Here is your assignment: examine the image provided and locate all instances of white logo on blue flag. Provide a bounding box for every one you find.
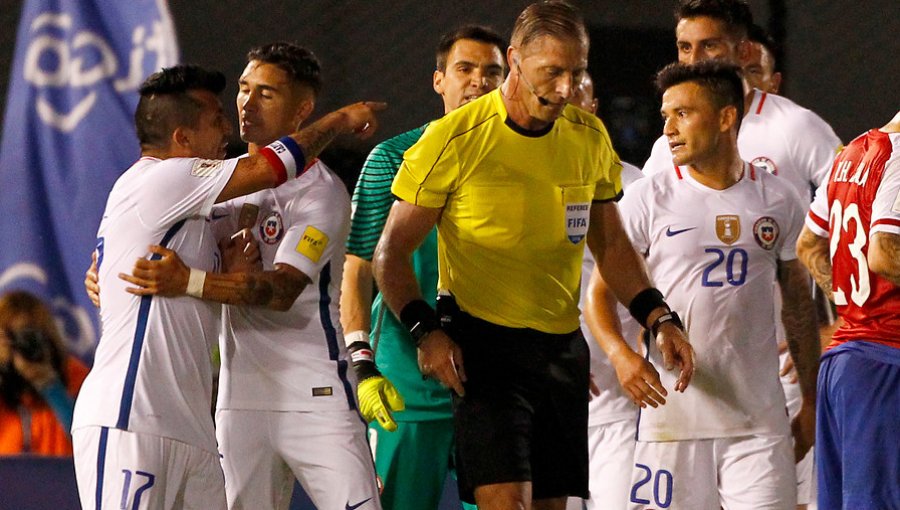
[0,0,179,362]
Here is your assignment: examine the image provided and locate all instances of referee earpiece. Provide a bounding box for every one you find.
[514,57,552,106]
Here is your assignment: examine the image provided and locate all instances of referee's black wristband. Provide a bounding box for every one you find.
[628,287,668,328]
[399,299,440,346]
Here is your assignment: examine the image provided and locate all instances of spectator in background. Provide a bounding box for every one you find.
[0,290,88,456]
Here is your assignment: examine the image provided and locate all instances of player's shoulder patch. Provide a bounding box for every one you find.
[191,159,224,177]
[296,225,329,262]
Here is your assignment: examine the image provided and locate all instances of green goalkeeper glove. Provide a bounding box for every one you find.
[347,334,405,431]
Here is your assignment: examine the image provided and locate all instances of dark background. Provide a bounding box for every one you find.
[1,1,897,172]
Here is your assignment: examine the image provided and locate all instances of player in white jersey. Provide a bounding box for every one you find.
[73,65,384,510]
[114,44,381,510]
[640,5,840,507]
[642,1,840,202]
[744,24,827,507]
[564,72,643,510]
[590,62,820,509]
[578,163,644,510]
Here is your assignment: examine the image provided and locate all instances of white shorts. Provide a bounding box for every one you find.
[73,426,226,510]
[570,418,636,510]
[216,408,380,510]
[628,434,796,510]
[780,351,816,505]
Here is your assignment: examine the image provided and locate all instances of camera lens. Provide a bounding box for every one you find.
[8,328,49,363]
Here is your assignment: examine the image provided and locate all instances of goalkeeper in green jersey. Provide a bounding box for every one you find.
[340,25,506,510]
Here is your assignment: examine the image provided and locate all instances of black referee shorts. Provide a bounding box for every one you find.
[444,305,590,503]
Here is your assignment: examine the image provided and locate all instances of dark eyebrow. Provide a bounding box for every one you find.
[238,79,280,94]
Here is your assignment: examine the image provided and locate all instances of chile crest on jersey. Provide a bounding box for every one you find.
[753,216,779,250]
[751,156,778,175]
[259,211,284,244]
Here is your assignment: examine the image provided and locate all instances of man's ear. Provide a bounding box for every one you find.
[171,126,191,151]
[433,69,445,96]
[292,98,315,129]
[720,105,739,133]
[770,72,783,94]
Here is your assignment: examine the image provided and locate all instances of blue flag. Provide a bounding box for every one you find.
[0,0,179,362]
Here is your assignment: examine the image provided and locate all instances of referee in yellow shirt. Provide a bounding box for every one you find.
[373,2,695,509]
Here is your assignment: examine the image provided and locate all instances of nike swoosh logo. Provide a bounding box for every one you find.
[346,498,372,510]
[665,226,697,237]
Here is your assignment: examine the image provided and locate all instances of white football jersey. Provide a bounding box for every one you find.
[621,164,805,441]
[643,89,841,202]
[73,156,237,453]
[806,179,830,236]
[583,162,643,426]
[211,160,357,412]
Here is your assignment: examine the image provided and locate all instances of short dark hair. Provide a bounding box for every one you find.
[675,0,753,39]
[511,1,588,52]
[436,25,507,72]
[135,64,226,149]
[748,23,781,72]
[656,60,745,128]
[247,42,322,96]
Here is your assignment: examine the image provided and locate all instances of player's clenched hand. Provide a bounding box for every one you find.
[791,400,816,463]
[610,347,667,408]
[656,322,694,392]
[357,375,406,432]
[219,228,261,273]
[84,251,101,308]
[336,101,387,140]
[588,372,601,401]
[119,245,190,297]
[777,340,799,383]
[417,329,466,397]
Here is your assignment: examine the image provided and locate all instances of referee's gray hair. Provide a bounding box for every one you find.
[511,1,588,51]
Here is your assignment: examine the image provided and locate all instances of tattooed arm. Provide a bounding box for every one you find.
[868,232,900,287]
[796,224,833,301]
[120,244,310,312]
[217,101,386,203]
[777,257,821,462]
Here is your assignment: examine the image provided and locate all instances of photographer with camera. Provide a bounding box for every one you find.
[0,291,88,455]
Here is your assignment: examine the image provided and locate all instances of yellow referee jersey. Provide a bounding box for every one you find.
[392,89,622,334]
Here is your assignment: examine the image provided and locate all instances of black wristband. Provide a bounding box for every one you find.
[628,287,667,328]
[347,341,381,380]
[650,311,684,337]
[399,299,440,346]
